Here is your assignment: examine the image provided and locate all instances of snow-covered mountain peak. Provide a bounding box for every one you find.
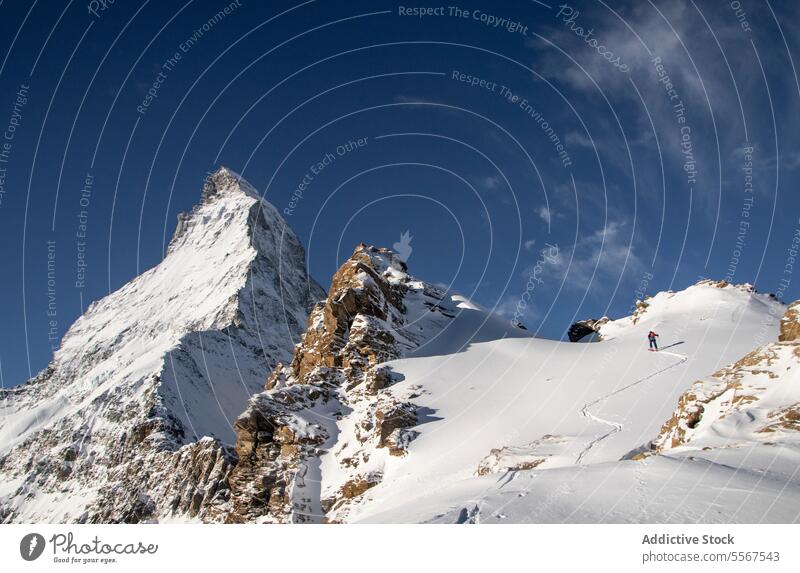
[168,166,276,256]
[201,165,261,204]
[0,170,324,523]
[58,167,319,375]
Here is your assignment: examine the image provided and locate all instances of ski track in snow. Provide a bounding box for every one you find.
[576,350,688,465]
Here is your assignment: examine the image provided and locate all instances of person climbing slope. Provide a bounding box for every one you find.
[647,330,659,351]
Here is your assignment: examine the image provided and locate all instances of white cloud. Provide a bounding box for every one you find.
[529,3,760,213]
[565,131,595,148]
[545,221,646,290]
[478,175,501,190]
[536,206,552,224]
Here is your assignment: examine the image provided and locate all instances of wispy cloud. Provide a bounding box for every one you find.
[478,175,501,190]
[544,220,645,290]
[527,1,783,214]
[393,94,439,105]
[565,131,595,148]
[536,205,553,224]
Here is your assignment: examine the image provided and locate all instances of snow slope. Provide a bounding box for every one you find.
[0,167,325,522]
[338,281,797,523]
[353,450,800,523]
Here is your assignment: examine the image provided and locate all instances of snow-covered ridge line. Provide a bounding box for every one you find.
[568,279,777,343]
[647,300,800,456]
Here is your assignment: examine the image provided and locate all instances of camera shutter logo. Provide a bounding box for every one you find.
[20,533,45,561]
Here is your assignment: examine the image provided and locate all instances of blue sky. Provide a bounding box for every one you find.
[1,0,799,385]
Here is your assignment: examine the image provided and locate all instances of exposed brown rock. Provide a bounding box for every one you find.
[226,386,326,523]
[759,404,800,433]
[340,474,381,499]
[632,299,650,324]
[780,302,800,342]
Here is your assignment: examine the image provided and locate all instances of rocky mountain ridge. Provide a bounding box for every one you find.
[227,244,463,523]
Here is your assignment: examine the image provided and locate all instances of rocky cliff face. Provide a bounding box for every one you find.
[645,300,800,455]
[0,167,324,523]
[226,244,459,523]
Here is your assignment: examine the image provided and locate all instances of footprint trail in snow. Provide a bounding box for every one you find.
[576,350,688,465]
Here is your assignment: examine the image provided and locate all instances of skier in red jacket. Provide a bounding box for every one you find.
[648,330,659,351]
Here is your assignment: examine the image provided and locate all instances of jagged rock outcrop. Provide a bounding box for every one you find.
[0,167,324,523]
[644,300,800,456]
[226,244,458,523]
[567,318,608,342]
[225,383,330,523]
[84,437,236,523]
